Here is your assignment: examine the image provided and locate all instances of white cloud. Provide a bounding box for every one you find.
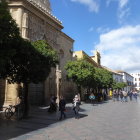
[118,0,130,24]
[93,25,140,73]
[96,27,110,34]
[71,0,99,13]
[119,0,128,8]
[106,0,130,24]
[107,0,128,8]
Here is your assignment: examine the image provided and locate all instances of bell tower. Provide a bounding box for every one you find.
[91,50,101,65]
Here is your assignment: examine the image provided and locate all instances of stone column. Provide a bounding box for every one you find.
[10,8,23,30]
[22,11,29,39]
[4,83,19,106]
[17,8,23,30]
[56,65,62,104]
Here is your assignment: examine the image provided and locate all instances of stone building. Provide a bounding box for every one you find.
[73,50,102,99]
[73,50,101,68]
[0,0,77,106]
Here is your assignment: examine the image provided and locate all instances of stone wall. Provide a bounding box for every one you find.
[0,0,77,106]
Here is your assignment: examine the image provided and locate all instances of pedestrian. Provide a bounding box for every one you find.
[133,91,138,101]
[73,95,80,119]
[116,90,119,101]
[128,91,133,101]
[89,93,95,104]
[48,95,57,112]
[119,90,123,102]
[122,90,127,102]
[59,96,66,120]
[113,90,117,101]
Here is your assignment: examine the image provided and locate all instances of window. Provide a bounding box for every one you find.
[59,49,64,58]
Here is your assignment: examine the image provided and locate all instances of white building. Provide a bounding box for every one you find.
[102,66,123,83]
[116,71,134,92]
[130,73,140,91]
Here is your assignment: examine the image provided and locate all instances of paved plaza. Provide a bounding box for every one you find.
[1,99,140,140]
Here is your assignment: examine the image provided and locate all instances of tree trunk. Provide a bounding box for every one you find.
[23,81,29,118]
[77,85,81,95]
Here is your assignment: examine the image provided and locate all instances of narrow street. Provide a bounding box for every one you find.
[1,99,140,140]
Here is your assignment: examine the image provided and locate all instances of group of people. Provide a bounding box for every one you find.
[58,94,81,120]
[48,94,81,120]
[112,90,138,102]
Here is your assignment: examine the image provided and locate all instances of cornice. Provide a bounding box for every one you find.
[60,32,75,43]
[8,0,63,29]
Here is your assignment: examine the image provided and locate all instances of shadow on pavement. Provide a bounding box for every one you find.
[0,104,88,140]
[83,100,109,106]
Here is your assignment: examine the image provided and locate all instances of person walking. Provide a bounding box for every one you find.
[122,90,127,102]
[119,90,123,102]
[59,96,66,120]
[128,91,133,101]
[73,95,80,119]
[133,91,138,101]
[113,90,117,101]
[116,90,119,101]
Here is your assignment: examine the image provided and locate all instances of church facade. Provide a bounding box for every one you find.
[0,0,77,106]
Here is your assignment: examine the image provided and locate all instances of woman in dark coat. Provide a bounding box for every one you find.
[59,96,66,120]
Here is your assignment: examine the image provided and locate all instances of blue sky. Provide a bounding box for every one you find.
[50,0,140,73]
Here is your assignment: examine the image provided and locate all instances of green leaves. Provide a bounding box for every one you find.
[94,67,113,89]
[6,40,58,84]
[65,60,95,88]
[112,81,127,90]
[32,40,58,67]
[65,60,114,90]
[0,1,58,84]
[0,0,20,43]
[0,0,20,79]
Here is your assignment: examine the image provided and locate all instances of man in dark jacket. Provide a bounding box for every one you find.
[59,96,66,120]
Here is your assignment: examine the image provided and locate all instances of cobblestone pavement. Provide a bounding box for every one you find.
[1,99,140,140]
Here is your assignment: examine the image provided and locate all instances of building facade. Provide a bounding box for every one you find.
[102,66,123,83]
[0,0,77,107]
[130,73,140,91]
[73,50,101,67]
[117,71,134,92]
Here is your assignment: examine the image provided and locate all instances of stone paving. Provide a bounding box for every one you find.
[1,99,140,140]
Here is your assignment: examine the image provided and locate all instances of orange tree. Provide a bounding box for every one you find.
[94,67,113,101]
[0,1,58,117]
[65,59,95,96]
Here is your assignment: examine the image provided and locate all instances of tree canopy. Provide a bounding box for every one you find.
[0,0,21,78]
[5,39,58,84]
[0,0,58,116]
[65,59,114,96]
[65,60,95,90]
[94,67,113,89]
[0,1,58,84]
[112,81,127,90]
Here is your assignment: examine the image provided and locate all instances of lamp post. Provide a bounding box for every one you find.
[56,65,62,103]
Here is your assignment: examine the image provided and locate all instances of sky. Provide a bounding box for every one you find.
[50,0,140,73]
